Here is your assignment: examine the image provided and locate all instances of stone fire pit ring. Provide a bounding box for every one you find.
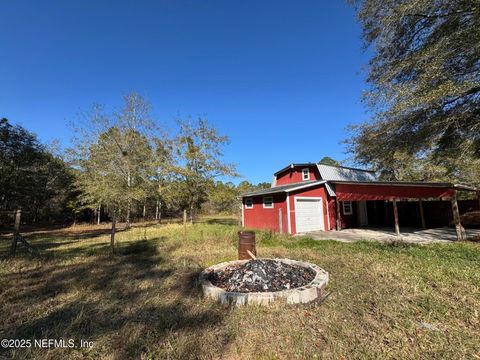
[200,258,329,306]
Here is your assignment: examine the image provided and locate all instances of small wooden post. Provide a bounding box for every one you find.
[110,211,116,254]
[10,209,21,256]
[183,209,187,241]
[335,198,342,231]
[392,199,400,236]
[278,208,283,234]
[238,204,242,227]
[418,199,426,229]
[451,190,464,241]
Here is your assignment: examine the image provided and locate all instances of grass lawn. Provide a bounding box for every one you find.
[1,217,479,359]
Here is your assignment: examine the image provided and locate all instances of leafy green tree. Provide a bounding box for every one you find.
[348,0,480,184]
[150,138,174,222]
[174,117,237,222]
[207,181,239,214]
[70,93,162,251]
[0,118,77,225]
[319,156,341,166]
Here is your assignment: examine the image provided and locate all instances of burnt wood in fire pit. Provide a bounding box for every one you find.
[208,259,315,292]
[200,258,329,306]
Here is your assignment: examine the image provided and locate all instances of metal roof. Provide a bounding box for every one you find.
[242,180,326,197]
[325,182,336,197]
[317,164,377,182]
[331,180,478,191]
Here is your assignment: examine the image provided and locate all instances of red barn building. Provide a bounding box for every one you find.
[241,163,479,241]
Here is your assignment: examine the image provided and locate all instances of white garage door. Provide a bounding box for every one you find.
[295,197,325,233]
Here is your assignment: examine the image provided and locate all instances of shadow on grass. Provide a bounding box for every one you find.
[0,237,233,359]
[204,218,238,226]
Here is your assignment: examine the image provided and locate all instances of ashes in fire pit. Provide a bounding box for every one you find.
[208,259,316,292]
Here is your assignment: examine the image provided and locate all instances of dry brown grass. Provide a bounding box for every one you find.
[1,217,479,359]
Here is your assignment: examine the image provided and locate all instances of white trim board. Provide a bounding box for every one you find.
[286,192,292,234]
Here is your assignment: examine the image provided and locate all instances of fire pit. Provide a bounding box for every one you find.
[200,258,329,305]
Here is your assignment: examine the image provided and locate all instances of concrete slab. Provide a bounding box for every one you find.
[305,227,480,244]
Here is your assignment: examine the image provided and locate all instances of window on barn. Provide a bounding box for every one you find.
[245,198,253,209]
[263,196,273,208]
[302,168,310,180]
[342,201,353,215]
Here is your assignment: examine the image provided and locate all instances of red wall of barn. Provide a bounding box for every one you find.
[243,193,288,233]
[328,198,336,231]
[243,184,335,234]
[275,165,320,186]
[288,185,331,234]
[335,184,454,201]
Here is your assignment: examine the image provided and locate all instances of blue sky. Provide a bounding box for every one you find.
[1,0,371,184]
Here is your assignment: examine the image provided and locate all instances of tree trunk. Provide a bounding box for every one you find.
[155,200,159,221]
[158,200,162,223]
[143,204,146,222]
[111,211,116,254]
[97,204,101,225]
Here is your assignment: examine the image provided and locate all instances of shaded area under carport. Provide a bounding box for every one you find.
[332,182,480,241]
[306,227,480,244]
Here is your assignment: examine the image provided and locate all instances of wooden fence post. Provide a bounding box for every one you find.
[392,200,400,236]
[183,209,187,242]
[10,209,21,257]
[110,210,116,254]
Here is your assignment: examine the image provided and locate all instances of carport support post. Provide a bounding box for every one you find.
[451,190,464,241]
[419,199,426,229]
[335,198,341,231]
[392,200,400,236]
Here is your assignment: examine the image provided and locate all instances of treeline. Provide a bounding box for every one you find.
[0,94,268,228]
[0,118,76,225]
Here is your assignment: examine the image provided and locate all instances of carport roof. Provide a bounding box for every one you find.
[330,180,477,191]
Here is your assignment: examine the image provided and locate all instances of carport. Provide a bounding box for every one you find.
[332,181,479,241]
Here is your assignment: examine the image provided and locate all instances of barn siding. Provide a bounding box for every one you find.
[275,165,321,186]
[335,184,454,201]
[243,193,288,233]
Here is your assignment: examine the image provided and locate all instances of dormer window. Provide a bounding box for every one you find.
[302,168,310,181]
